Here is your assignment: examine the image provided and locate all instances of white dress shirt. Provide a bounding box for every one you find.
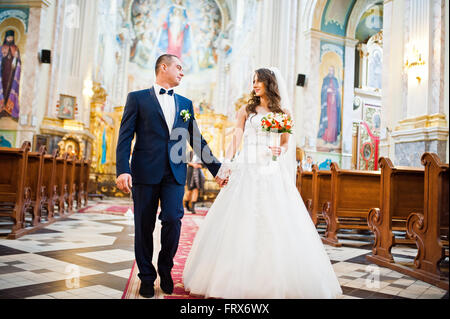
[154,83,176,134]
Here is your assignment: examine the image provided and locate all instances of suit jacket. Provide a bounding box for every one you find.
[116,87,221,185]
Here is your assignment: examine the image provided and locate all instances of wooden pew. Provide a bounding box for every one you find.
[0,141,31,239]
[73,157,82,210]
[54,152,68,216]
[367,157,424,265]
[296,165,314,216]
[83,159,90,206]
[322,162,380,247]
[40,149,58,222]
[78,158,88,208]
[76,157,89,209]
[65,154,76,214]
[311,165,331,227]
[23,145,46,227]
[405,153,449,290]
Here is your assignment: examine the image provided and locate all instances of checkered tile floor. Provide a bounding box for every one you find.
[0,198,448,299]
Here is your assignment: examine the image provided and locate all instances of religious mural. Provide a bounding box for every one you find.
[0,8,27,122]
[0,28,22,120]
[355,4,383,43]
[95,0,126,108]
[354,5,383,91]
[367,47,382,90]
[127,0,221,83]
[320,0,356,37]
[317,41,344,152]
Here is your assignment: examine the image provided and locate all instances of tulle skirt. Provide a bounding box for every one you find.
[182,154,343,299]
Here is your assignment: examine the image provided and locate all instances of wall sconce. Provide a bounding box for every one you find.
[83,79,94,98]
[404,45,426,84]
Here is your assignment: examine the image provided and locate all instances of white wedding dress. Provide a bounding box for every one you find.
[182,112,343,299]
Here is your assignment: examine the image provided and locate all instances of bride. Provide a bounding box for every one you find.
[182,67,343,299]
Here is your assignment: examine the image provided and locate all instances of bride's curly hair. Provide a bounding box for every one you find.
[246,68,285,116]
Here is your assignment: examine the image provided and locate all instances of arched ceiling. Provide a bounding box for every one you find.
[308,0,383,40]
[320,0,357,37]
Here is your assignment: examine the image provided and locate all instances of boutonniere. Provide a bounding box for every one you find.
[180,109,191,122]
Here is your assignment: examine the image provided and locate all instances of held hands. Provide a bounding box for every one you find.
[216,161,232,188]
[215,176,229,188]
[116,173,132,193]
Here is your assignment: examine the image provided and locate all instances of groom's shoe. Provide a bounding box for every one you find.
[159,273,174,294]
[139,281,155,298]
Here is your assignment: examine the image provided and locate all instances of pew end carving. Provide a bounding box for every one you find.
[367,157,424,266]
[404,153,448,289]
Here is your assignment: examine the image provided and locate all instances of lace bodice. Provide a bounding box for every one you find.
[217,112,276,179]
[235,112,274,165]
[242,112,271,148]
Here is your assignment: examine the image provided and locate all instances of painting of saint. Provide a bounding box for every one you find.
[317,66,341,145]
[128,0,221,77]
[0,30,21,120]
[131,31,155,70]
[129,0,159,70]
[157,1,193,71]
[368,48,382,90]
[58,95,75,119]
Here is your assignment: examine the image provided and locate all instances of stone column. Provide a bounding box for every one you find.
[445,0,449,163]
[342,37,359,169]
[379,0,394,160]
[392,0,448,166]
[300,30,321,153]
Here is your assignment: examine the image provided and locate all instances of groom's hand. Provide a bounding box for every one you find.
[116,173,133,193]
[215,176,229,188]
[221,177,229,187]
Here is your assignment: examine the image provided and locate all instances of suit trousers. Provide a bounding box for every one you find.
[132,161,185,285]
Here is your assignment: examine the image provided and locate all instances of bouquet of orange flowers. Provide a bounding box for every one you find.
[261,112,293,160]
[261,112,293,134]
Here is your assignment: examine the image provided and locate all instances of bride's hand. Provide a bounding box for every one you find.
[217,161,232,180]
[269,146,282,157]
[215,176,229,188]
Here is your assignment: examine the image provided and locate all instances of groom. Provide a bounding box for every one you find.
[116,54,225,298]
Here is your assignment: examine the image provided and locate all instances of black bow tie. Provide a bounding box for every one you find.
[159,88,174,96]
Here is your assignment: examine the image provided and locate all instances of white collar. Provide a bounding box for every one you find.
[154,83,175,95]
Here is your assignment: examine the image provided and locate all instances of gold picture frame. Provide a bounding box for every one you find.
[57,94,76,119]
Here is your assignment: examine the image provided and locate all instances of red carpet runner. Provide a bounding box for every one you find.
[122,213,205,299]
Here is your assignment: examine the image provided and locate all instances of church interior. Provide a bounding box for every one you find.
[0,0,448,300]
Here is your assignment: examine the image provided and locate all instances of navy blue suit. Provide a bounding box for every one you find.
[116,87,221,285]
